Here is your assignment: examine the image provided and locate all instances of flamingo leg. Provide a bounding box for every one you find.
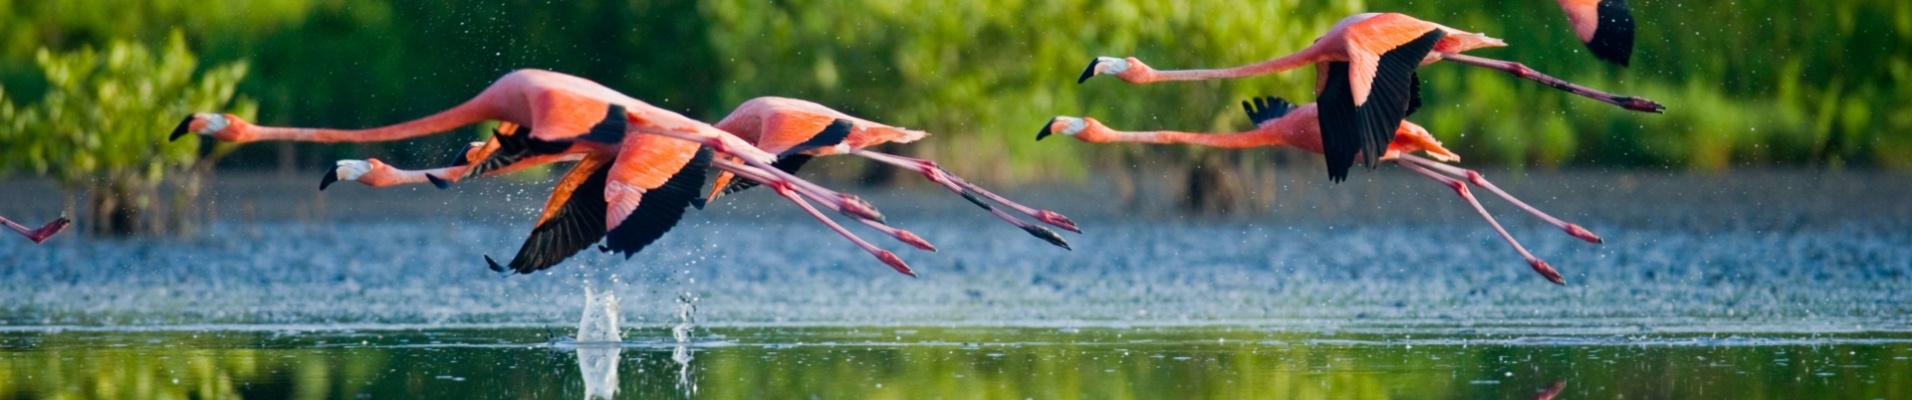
[714,160,936,254]
[643,129,885,223]
[1396,154,1602,244]
[765,181,918,277]
[851,149,1081,234]
[1396,160,1565,285]
[1437,53,1666,113]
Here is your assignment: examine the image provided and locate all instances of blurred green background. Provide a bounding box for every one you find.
[1,0,1908,229]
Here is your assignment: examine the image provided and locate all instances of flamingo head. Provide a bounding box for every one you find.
[1036,116,1088,141]
[319,159,386,190]
[1077,56,1149,84]
[170,113,252,142]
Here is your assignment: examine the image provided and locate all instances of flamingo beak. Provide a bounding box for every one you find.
[1076,58,1103,84]
[319,169,341,191]
[1036,117,1059,141]
[168,115,195,141]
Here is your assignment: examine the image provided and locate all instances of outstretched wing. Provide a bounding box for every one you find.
[1316,29,1443,182]
[600,140,714,258]
[488,157,611,274]
[1241,96,1298,128]
[461,124,570,178]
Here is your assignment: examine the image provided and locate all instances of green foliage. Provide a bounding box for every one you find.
[0,30,253,234]
[0,31,253,184]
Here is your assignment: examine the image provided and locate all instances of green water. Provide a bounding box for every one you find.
[4,326,1907,399]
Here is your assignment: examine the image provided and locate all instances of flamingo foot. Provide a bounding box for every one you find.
[836,194,885,223]
[894,230,938,252]
[874,250,916,277]
[1034,210,1081,233]
[25,218,70,244]
[1565,224,1603,244]
[1618,96,1667,113]
[1022,226,1072,250]
[1529,259,1565,285]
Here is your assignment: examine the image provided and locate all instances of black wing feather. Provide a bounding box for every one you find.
[1242,96,1297,127]
[1587,0,1636,66]
[602,145,715,258]
[1314,29,1444,182]
[500,163,611,273]
[462,126,570,178]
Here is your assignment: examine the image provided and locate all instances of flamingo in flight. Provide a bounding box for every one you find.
[1037,96,1603,284]
[319,116,936,275]
[174,69,927,275]
[1557,0,1635,66]
[1077,13,1664,181]
[700,96,1079,247]
[3,214,69,244]
[338,97,1083,250]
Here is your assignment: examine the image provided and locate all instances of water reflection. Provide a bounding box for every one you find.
[2,326,1906,399]
[576,287,621,400]
[671,293,700,396]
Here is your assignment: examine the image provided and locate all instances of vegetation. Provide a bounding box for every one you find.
[0,31,253,235]
[0,0,1907,215]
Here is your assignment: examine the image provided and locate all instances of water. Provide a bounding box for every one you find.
[1,170,1907,398]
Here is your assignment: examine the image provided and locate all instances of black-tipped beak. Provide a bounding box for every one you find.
[319,169,340,191]
[427,174,452,190]
[168,115,194,141]
[1077,59,1101,84]
[1023,225,1072,250]
[1036,117,1058,141]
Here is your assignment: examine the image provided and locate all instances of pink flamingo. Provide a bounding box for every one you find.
[1077,12,1664,181]
[3,214,69,244]
[1038,96,1605,284]
[175,69,926,275]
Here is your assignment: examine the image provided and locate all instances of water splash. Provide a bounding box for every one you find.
[576,286,621,400]
[672,292,698,396]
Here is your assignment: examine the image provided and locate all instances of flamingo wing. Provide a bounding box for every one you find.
[461,125,570,178]
[600,140,714,258]
[487,157,612,274]
[713,119,855,198]
[1316,29,1444,182]
[1564,0,1635,66]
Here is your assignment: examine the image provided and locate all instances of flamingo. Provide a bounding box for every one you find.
[333,97,1081,250]
[174,69,928,275]
[3,214,69,244]
[1037,96,1605,284]
[1557,0,1635,66]
[700,96,1080,248]
[1076,13,1664,181]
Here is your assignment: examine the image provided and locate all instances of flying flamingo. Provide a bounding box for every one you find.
[1076,12,1664,181]
[700,96,1080,248]
[1037,96,1604,284]
[3,214,69,244]
[1556,0,1635,66]
[173,69,928,275]
[341,97,1081,249]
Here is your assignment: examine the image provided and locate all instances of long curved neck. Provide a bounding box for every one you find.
[1083,125,1285,149]
[1145,49,1319,83]
[367,166,462,187]
[248,97,502,143]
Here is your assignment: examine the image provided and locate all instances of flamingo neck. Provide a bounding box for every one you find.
[1143,50,1318,83]
[246,98,500,143]
[1084,125,1285,149]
